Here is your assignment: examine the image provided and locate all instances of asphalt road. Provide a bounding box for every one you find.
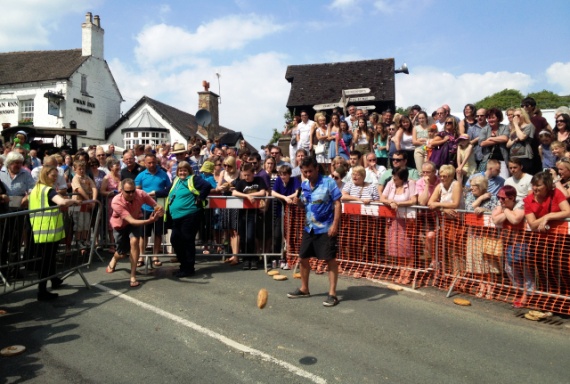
[1,255,570,384]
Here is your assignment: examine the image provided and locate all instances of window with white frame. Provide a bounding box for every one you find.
[20,99,34,121]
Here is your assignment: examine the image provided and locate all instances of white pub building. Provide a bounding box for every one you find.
[0,12,122,150]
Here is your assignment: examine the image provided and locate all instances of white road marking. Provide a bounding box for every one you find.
[94,283,327,384]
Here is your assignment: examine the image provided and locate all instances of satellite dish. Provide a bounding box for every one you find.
[195,109,212,127]
[395,63,409,75]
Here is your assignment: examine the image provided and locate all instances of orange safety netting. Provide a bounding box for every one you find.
[285,204,570,315]
[284,204,434,288]
[436,213,570,314]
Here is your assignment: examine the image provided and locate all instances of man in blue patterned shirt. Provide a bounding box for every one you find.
[287,156,342,307]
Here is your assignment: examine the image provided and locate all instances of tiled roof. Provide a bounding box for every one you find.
[0,49,89,85]
[285,58,396,109]
[106,96,232,140]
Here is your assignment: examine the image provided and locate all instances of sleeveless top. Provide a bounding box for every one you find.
[356,131,369,145]
[401,132,414,150]
[440,180,457,204]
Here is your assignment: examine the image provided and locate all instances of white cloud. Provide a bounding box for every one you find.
[373,0,430,14]
[134,15,285,66]
[0,0,92,50]
[109,52,290,148]
[395,67,534,114]
[329,0,360,10]
[546,62,570,94]
[329,0,430,15]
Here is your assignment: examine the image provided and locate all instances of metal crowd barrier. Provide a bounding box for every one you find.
[284,202,570,315]
[132,195,285,272]
[0,200,101,296]
[435,210,570,314]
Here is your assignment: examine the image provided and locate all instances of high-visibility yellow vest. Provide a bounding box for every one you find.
[164,175,205,221]
[29,185,65,243]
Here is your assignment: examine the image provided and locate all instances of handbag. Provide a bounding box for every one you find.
[314,142,326,155]
[290,135,297,146]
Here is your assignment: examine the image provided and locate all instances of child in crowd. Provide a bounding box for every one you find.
[425,124,438,163]
[538,130,555,170]
[374,124,389,167]
[456,134,477,185]
[71,160,97,246]
[550,141,569,162]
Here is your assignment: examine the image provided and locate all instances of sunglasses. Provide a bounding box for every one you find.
[391,158,403,162]
[556,119,565,123]
[123,189,136,194]
[445,121,453,125]
[271,152,280,155]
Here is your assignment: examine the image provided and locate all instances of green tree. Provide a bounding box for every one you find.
[268,128,281,146]
[474,89,570,110]
[396,106,408,115]
[527,90,570,109]
[474,89,524,110]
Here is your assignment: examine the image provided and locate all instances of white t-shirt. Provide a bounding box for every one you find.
[505,173,532,201]
[297,120,314,149]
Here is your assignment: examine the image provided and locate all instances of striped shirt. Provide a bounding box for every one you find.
[342,181,380,201]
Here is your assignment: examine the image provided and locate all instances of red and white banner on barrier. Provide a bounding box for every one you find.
[207,197,259,209]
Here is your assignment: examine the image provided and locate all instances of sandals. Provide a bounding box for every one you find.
[152,259,163,267]
[106,264,115,274]
[136,260,145,268]
[130,280,141,288]
[225,256,239,265]
[475,284,486,298]
[485,285,494,300]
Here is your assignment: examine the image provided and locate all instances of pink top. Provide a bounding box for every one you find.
[415,176,440,200]
[105,174,120,193]
[382,179,417,201]
[110,189,156,230]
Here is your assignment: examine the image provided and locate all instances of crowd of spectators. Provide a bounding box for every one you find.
[281,99,570,299]
[2,96,570,301]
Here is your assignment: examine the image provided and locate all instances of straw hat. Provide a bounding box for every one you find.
[171,143,187,154]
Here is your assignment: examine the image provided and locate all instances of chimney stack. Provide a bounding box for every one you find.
[82,11,104,59]
[198,81,220,138]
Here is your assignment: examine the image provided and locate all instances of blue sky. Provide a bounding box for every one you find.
[1,0,569,149]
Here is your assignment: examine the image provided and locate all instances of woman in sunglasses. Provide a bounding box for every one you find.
[553,113,570,150]
[491,185,529,308]
[506,108,535,173]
